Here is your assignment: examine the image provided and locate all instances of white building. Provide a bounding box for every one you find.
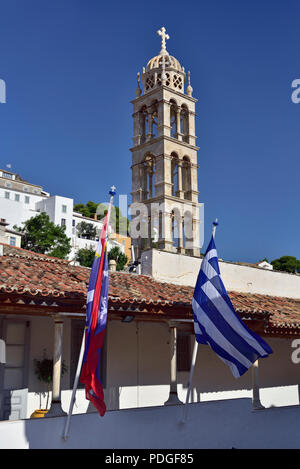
[0,218,22,248]
[257,260,274,270]
[0,169,126,259]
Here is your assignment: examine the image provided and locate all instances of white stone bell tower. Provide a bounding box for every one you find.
[130,27,201,259]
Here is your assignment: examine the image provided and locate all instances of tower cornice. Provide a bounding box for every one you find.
[130,135,200,152]
[131,85,198,105]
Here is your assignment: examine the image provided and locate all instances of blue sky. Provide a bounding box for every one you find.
[0,0,299,263]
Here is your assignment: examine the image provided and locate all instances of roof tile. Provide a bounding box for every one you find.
[0,244,300,332]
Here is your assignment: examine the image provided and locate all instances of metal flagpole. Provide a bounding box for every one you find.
[182,219,218,423]
[182,339,198,422]
[62,186,116,441]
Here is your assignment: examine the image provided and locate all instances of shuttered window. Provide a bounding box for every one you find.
[176,331,191,372]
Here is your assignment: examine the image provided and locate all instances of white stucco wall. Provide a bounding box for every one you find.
[104,321,300,411]
[141,249,300,299]
[0,196,40,230]
[0,191,74,242]
[1,399,300,449]
[0,231,22,247]
[24,315,90,418]
[0,187,45,213]
[36,195,74,239]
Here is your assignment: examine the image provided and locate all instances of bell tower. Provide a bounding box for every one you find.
[130,27,201,259]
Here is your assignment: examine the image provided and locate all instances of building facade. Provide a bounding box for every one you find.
[1,243,300,423]
[0,169,129,260]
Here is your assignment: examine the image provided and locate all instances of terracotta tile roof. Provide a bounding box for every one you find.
[0,244,88,299]
[1,244,300,334]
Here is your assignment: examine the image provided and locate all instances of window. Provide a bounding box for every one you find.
[2,172,13,179]
[171,153,179,197]
[145,74,155,91]
[15,194,20,202]
[9,237,16,246]
[72,220,75,227]
[62,205,67,213]
[177,331,191,372]
[61,218,66,227]
[143,154,155,199]
[170,100,177,138]
[4,191,10,199]
[171,209,181,249]
[183,211,193,247]
[150,100,158,139]
[24,187,29,192]
[24,196,30,204]
[5,182,11,188]
[182,157,192,201]
[180,105,189,143]
[139,105,148,144]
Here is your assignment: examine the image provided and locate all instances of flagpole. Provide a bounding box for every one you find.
[182,339,198,422]
[182,219,218,423]
[62,186,116,441]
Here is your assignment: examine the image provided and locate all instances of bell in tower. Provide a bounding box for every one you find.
[130,27,202,260]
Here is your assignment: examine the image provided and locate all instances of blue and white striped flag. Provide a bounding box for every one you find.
[193,235,273,378]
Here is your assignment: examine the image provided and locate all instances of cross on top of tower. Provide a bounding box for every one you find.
[157,27,169,55]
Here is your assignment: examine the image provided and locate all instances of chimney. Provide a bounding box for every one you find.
[109,259,117,272]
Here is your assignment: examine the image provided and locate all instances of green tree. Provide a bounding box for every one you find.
[74,200,99,219]
[73,200,129,235]
[14,212,71,259]
[108,246,128,271]
[86,201,98,218]
[73,203,90,218]
[75,247,95,267]
[271,256,300,273]
[76,246,128,270]
[76,221,97,240]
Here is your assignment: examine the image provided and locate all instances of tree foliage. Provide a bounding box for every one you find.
[76,221,97,240]
[74,201,129,234]
[75,247,95,268]
[271,256,300,273]
[74,200,104,219]
[75,245,128,271]
[108,246,128,271]
[73,203,91,218]
[14,212,71,259]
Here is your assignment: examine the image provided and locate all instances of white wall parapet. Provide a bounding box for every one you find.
[141,249,300,299]
[1,400,300,449]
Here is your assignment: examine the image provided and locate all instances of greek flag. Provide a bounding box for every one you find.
[193,235,273,378]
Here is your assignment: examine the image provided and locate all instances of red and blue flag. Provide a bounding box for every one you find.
[80,213,109,416]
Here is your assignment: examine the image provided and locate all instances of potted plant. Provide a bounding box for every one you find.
[31,350,67,418]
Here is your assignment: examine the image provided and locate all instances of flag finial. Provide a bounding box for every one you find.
[109,185,116,196]
[212,218,218,238]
